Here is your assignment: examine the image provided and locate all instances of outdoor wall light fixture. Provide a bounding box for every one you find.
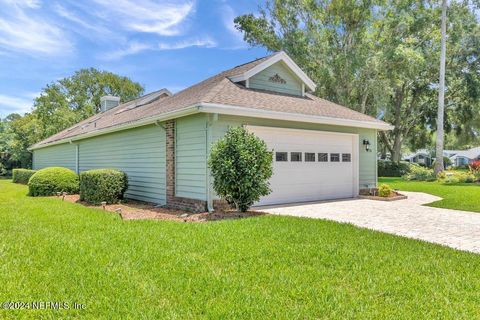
[363,139,372,152]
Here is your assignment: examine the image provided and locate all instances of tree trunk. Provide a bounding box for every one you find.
[391,134,402,162]
[434,0,447,175]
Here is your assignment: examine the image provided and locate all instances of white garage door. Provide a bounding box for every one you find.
[247,126,359,206]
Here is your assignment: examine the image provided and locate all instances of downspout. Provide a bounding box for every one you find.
[206,113,217,212]
[374,130,378,187]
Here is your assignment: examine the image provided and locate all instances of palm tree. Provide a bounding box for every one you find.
[434,0,448,175]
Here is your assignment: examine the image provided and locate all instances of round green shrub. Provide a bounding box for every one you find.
[208,127,273,212]
[378,184,393,197]
[28,167,79,197]
[12,168,37,184]
[79,169,128,204]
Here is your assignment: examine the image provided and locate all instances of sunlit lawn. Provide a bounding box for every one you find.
[380,177,480,212]
[1,180,480,319]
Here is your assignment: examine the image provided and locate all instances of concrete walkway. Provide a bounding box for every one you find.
[259,192,480,254]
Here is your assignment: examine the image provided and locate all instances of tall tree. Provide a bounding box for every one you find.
[33,68,144,140]
[235,0,480,161]
[434,0,448,174]
[4,69,144,168]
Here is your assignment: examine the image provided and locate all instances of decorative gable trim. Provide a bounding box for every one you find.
[229,51,317,92]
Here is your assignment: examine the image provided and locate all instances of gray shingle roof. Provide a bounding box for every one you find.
[33,52,390,148]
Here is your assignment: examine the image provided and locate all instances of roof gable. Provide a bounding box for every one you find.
[228,51,316,93]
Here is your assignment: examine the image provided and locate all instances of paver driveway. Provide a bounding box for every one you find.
[259,191,480,254]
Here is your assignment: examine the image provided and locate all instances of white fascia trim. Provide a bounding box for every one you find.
[29,105,201,150]
[229,52,317,92]
[198,102,394,131]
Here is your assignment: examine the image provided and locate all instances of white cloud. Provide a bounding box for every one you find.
[220,4,247,49]
[53,4,104,33]
[0,1,72,55]
[100,42,154,60]
[158,37,217,50]
[0,93,35,116]
[100,37,217,60]
[92,0,195,36]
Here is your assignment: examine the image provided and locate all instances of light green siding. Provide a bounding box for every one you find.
[175,114,208,200]
[78,125,166,204]
[211,115,378,189]
[32,143,77,172]
[249,61,303,96]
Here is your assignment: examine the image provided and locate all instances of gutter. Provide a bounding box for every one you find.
[29,105,201,150]
[30,102,393,151]
[197,103,394,131]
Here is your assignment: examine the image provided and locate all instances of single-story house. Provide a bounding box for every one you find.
[30,52,393,211]
[402,149,432,166]
[446,147,480,166]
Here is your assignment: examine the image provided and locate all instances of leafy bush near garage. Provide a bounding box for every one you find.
[378,184,393,197]
[208,127,273,212]
[403,164,436,181]
[378,160,412,177]
[12,169,37,184]
[28,167,79,196]
[79,169,128,204]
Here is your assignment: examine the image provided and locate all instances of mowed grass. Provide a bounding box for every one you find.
[380,177,480,212]
[1,181,480,319]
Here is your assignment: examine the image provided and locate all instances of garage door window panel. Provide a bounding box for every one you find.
[305,153,315,162]
[330,153,340,162]
[342,153,351,162]
[318,153,328,162]
[291,152,302,162]
[276,152,288,162]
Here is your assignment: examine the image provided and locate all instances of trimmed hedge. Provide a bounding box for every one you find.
[79,169,128,204]
[12,169,37,184]
[28,167,79,197]
[378,160,412,177]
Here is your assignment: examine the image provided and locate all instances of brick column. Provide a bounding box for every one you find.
[164,119,207,212]
[165,120,176,203]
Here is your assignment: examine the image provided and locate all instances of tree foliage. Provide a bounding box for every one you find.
[208,127,273,212]
[0,68,144,169]
[235,0,480,161]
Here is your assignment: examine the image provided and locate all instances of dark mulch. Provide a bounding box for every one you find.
[51,194,266,222]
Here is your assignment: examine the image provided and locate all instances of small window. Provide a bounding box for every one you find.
[291,152,302,162]
[330,153,340,162]
[276,152,288,162]
[342,153,351,162]
[305,152,315,162]
[318,153,328,162]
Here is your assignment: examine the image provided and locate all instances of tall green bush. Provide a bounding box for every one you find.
[79,169,128,204]
[378,160,411,177]
[208,127,273,212]
[12,169,37,184]
[28,167,79,196]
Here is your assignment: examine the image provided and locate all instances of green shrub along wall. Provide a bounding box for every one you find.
[79,169,128,204]
[12,169,37,184]
[28,167,79,197]
[378,160,412,177]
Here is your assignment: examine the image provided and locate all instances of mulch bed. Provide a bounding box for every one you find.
[52,194,266,222]
[358,190,407,201]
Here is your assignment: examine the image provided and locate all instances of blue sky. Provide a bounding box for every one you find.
[0,0,268,117]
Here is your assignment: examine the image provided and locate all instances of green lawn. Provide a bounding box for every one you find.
[1,180,480,319]
[380,177,480,212]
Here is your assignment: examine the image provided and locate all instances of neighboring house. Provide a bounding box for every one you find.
[30,52,392,211]
[446,147,480,167]
[402,149,432,166]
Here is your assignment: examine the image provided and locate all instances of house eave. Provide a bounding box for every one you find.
[28,105,201,151]
[229,52,317,92]
[198,102,394,131]
[30,101,393,151]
